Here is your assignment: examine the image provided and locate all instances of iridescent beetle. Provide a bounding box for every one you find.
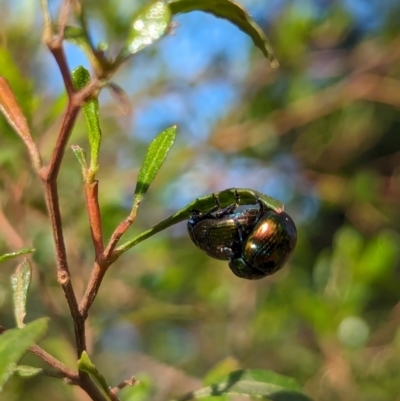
[187,190,297,279]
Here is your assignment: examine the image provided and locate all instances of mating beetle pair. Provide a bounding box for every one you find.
[187,190,297,280]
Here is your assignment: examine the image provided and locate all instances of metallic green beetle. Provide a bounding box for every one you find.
[187,190,297,279]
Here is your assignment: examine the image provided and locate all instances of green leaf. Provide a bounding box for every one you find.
[168,0,278,67]
[0,77,33,144]
[11,259,32,328]
[71,145,88,178]
[176,369,312,401]
[0,247,35,263]
[116,188,283,254]
[0,318,49,391]
[132,125,177,213]
[0,47,34,120]
[14,365,43,377]
[117,0,172,61]
[78,351,110,395]
[71,66,101,181]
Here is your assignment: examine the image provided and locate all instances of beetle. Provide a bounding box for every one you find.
[187,190,259,260]
[228,207,297,279]
[187,190,297,279]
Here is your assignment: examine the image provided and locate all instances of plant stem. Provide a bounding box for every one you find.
[41,177,86,355]
[85,181,104,258]
[79,260,109,319]
[30,345,78,381]
[36,2,112,400]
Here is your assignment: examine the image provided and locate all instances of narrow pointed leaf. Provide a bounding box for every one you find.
[0,48,34,119]
[176,369,312,401]
[116,188,283,254]
[0,318,49,391]
[169,0,278,67]
[132,125,177,212]
[0,77,32,142]
[117,0,172,61]
[11,259,32,328]
[71,145,88,178]
[0,247,35,263]
[78,351,110,394]
[14,365,43,377]
[71,66,101,180]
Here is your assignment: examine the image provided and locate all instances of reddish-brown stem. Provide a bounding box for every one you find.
[85,181,104,258]
[78,213,135,317]
[103,216,134,257]
[38,50,100,357]
[80,207,139,316]
[79,260,110,319]
[0,328,80,384]
[41,177,85,355]
[44,103,80,180]
[109,376,137,398]
[30,344,79,381]
[36,2,110,400]
[49,45,76,95]
[38,94,84,356]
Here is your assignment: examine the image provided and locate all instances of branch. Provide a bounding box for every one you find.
[85,181,104,258]
[30,344,78,381]
[104,216,134,257]
[36,2,117,401]
[79,213,134,318]
[40,171,85,356]
[79,260,110,319]
[38,42,101,359]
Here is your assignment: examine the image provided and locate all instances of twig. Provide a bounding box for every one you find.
[109,376,138,398]
[38,0,101,360]
[44,103,80,180]
[79,211,136,318]
[41,175,85,355]
[29,344,79,381]
[104,216,134,257]
[37,270,76,345]
[38,33,101,358]
[0,327,79,384]
[34,2,115,401]
[79,260,110,319]
[85,181,104,258]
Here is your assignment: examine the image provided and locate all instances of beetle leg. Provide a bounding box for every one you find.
[215,189,241,218]
[189,208,202,216]
[220,246,234,258]
[195,193,222,217]
[255,196,265,221]
[233,219,245,243]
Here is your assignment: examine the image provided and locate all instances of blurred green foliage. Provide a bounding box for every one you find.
[0,1,400,401]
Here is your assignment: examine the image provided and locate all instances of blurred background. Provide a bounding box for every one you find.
[0,0,400,400]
